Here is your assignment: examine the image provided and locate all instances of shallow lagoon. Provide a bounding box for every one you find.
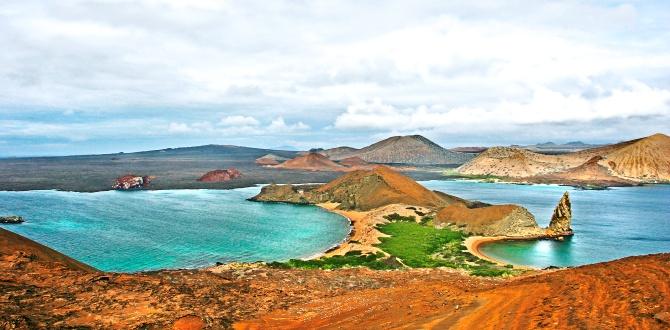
[0,187,350,272]
[422,180,670,268]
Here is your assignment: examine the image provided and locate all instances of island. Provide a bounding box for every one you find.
[250,166,572,272]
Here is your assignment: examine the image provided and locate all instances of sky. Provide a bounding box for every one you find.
[1,0,669,156]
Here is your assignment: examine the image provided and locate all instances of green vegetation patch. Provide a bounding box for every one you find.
[376,221,517,276]
[270,213,519,277]
[383,213,416,222]
[269,251,396,270]
[441,169,504,182]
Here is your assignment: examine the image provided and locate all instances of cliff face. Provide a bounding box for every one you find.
[547,192,573,236]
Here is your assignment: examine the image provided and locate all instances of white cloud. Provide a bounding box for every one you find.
[1,1,670,154]
[219,115,260,127]
[335,81,670,134]
[167,122,194,134]
[267,117,310,132]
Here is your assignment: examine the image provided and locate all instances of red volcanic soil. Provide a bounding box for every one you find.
[236,254,670,329]
[272,152,348,171]
[197,168,242,182]
[0,228,96,272]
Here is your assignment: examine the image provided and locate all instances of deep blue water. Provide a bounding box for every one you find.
[422,180,670,268]
[0,187,350,272]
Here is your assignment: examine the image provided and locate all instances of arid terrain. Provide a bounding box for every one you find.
[458,133,670,186]
[1,227,669,329]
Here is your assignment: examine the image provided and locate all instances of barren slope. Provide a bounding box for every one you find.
[344,135,474,165]
[272,153,347,171]
[458,133,670,183]
[237,253,670,329]
[457,146,577,177]
[313,166,468,210]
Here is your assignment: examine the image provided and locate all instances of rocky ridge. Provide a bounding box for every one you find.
[458,133,670,185]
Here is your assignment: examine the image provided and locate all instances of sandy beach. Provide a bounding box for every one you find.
[316,202,432,257]
[464,236,509,265]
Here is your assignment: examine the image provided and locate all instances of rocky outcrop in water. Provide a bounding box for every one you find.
[112,175,151,190]
[248,184,320,204]
[0,216,24,224]
[547,192,573,236]
[197,168,242,182]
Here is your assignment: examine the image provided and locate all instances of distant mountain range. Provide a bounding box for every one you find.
[320,135,474,165]
[519,141,602,154]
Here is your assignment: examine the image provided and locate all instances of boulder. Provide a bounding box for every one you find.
[0,216,24,224]
[113,175,151,190]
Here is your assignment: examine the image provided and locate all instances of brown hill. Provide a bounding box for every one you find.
[457,146,574,177]
[458,133,670,183]
[252,166,472,210]
[602,133,670,181]
[313,166,467,210]
[338,156,369,167]
[531,156,635,186]
[335,135,474,165]
[319,146,359,159]
[0,227,97,272]
[272,152,348,172]
[255,154,288,166]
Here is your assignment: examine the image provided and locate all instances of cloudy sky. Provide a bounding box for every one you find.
[1,0,669,156]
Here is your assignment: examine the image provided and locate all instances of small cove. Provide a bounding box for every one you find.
[421,180,670,268]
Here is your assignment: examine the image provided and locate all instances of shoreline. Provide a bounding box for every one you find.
[464,236,509,266]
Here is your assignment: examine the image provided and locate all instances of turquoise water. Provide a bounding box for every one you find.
[421,180,670,268]
[0,187,350,272]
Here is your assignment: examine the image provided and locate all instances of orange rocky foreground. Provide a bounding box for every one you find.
[236,254,670,329]
[1,227,669,329]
